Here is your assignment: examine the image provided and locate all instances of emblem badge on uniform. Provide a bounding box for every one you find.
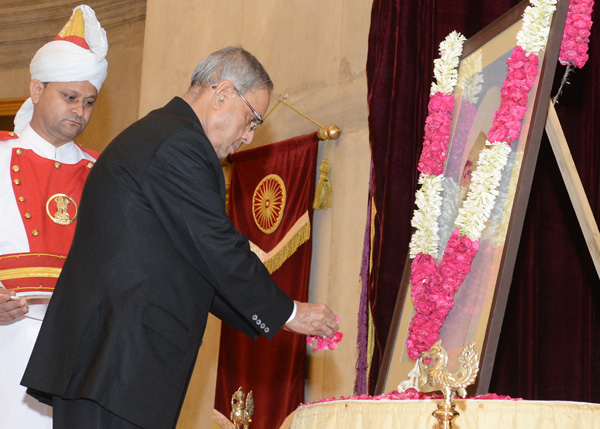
[252,174,286,234]
[46,193,78,225]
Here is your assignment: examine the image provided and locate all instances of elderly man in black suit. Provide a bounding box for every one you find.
[22,46,339,429]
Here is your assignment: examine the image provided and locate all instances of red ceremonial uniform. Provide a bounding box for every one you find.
[0,126,98,428]
[1,141,95,293]
[0,129,97,291]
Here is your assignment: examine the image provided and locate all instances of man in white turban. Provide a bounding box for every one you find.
[0,5,108,427]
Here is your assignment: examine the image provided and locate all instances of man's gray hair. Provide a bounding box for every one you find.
[190,46,273,94]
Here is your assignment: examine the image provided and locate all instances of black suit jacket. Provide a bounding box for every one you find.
[21,97,294,428]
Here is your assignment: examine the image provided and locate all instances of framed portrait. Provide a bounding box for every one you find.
[376,0,570,395]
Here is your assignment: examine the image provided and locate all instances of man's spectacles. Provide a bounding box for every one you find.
[233,87,263,132]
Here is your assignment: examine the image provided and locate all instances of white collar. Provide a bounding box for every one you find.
[18,126,80,162]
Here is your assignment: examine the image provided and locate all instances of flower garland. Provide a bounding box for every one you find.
[405,0,557,362]
[409,31,466,260]
[559,0,595,68]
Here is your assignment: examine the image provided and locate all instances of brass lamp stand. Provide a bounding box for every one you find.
[417,340,480,429]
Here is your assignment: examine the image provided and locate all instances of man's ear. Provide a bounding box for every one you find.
[30,79,45,104]
[211,80,235,109]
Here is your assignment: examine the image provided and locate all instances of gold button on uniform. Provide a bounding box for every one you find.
[24,213,31,219]
[13,179,21,185]
[9,132,15,136]
[15,148,22,156]
[18,196,25,202]
[55,162,61,168]
[87,162,94,169]
[32,230,39,236]
[12,165,19,172]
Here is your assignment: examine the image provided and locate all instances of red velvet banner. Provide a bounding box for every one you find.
[215,132,319,428]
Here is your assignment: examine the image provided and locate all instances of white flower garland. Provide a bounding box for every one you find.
[454,141,512,239]
[453,0,556,241]
[408,31,466,259]
[409,174,444,258]
[409,0,557,256]
[430,31,467,95]
[454,0,556,240]
[517,0,558,55]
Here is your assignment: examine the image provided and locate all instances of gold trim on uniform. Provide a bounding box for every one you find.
[46,193,78,225]
[0,253,67,261]
[0,267,62,281]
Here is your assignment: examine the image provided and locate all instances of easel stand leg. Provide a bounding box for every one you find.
[545,99,600,280]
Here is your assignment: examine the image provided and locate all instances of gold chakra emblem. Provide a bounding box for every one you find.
[46,193,78,225]
[252,174,286,234]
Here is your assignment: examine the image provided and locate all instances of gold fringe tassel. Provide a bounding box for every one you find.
[313,140,332,210]
[365,196,377,388]
[263,220,311,274]
[366,304,376,388]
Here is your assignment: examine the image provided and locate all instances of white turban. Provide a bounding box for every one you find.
[14,5,108,134]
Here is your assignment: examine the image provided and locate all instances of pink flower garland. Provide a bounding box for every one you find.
[407,46,540,360]
[489,47,539,144]
[558,0,595,68]
[418,93,455,176]
[407,231,479,359]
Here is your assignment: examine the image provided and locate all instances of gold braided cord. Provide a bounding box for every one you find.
[0,267,61,281]
[263,98,341,141]
[263,99,324,128]
[0,253,66,261]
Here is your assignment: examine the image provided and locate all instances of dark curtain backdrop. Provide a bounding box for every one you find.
[367,0,600,401]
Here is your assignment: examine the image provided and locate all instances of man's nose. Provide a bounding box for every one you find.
[72,101,85,117]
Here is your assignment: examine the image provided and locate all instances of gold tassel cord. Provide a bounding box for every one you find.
[263,98,341,141]
[313,140,332,209]
[263,98,340,210]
